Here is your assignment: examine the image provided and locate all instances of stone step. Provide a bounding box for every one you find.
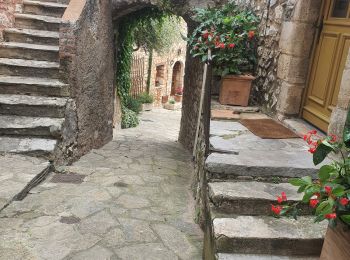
[0,76,69,97]
[0,94,67,118]
[0,136,56,158]
[14,13,61,32]
[206,151,319,181]
[3,28,59,46]
[23,0,68,18]
[217,253,319,260]
[0,115,64,138]
[0,58,60,78]
[212,216,326,256]
[0,42,59,62]
[209,181,306,216]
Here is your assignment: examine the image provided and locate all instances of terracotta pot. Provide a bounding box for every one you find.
[161,96,169,103]
[320,222,350,260]
[219,75,255,106]
[174,94,182,103]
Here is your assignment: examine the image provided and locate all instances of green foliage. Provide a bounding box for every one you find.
[121,107,139,129]
[125,96,142,114]
[137,92,154,104]
[344,108,350,148]
[188,1,259,76]
[275,130,350,227]
[169,99,176,105]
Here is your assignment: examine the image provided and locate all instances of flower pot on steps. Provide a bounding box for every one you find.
[219,75,255,107]
[320,222,350,259]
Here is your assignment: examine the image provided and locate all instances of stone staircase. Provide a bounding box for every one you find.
[204,120,327,259]
[0,0,69,159]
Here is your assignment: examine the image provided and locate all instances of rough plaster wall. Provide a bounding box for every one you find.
[59,0,115,164]
[0,0,22,40]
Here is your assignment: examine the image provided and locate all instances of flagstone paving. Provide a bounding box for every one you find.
[0,109,203,260]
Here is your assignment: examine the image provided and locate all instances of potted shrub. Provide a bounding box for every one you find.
[138,92,154,111]
[164,99,177,110]
[271,110,350,259]
[161,95,169,104]
[174,87,183,103]
[188,1,259,107]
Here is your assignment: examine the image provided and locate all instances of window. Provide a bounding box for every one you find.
[331,0,349,18]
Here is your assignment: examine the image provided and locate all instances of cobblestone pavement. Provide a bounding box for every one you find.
[0,109,203,260]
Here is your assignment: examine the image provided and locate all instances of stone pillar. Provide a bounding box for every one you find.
[328,49,350,137]
[276,0,322,117]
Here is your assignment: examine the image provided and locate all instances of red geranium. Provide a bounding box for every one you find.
[325,213,337,219]
[271,205,282,215]
[309,199,319,208]
[340,198,349,206]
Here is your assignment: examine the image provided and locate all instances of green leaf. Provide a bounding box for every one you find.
[318,165,334,182]
[316,200,334,215]
[289,178,307,187]
[313,143,333,165]
[340,215,350,224]
[332,186,345,197]
[301,176,312,184]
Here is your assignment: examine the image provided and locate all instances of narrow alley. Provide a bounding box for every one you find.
[0,109,203,260]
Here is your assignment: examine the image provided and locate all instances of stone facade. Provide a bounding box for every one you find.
[0,0,22,41]
[58,0,115,164]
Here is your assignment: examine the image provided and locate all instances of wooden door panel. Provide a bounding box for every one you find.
[308,32,339,106]
[330,35,350,108]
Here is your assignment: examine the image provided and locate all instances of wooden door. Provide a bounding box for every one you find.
[303,0,350,132]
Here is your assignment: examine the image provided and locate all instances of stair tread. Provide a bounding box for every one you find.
[217,253,319,260]
[0,42,59,51]
[209,181,302,203]
[0,76,67,87]
[0,94,67,106]
[0,136,56,153]
[0,115,64,129]
[0,58,59,68]
[213,216,327,241]
[206,151,320,179]
[15,13,61,23]
[23,0,68,8]
[4,28,59,38]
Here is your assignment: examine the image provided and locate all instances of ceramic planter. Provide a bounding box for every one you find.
[320,222,350,259]
[219,75,255,106]
[142,103,153,111]
[174,94,183,103]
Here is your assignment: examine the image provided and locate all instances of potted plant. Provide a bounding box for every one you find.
[137,92,154,111]
[271,110,350,259]
[164,99,177,110]
[174,87,183,103]
[161,95,169,104]
[188,1,259,106]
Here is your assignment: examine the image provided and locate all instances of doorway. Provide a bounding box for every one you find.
[303,0,350,132]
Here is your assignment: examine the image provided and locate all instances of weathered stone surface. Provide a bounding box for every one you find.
[0,154,50,209]
[206,151,319,180]
[217,253,319,260]
[0,109,203,259]
[209,181,302,215]
[213,216,327,255]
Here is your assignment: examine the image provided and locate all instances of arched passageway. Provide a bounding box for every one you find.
[170,61,184,96]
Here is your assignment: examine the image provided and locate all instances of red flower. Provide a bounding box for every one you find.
[248,30,255,39]
[310,130,317,135]
[314,192,321,198]
[329,134,337,143]
[228,43,236,48]
[281,192,287,201]
[340,198,349,206]
[324,186,332,195]
[202,31,209,39]
[308,147,317,154]
[271,205,282,215]
[218,43,226,49]
[277,196,283,204]
[309,199,319,208]
[325,213,337,219]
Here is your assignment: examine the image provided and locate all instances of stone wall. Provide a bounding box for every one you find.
[58,0,115,164]
[0,0,22,41]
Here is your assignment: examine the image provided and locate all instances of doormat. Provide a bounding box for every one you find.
[240,119,300,139]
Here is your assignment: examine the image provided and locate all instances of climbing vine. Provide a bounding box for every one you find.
[115,6,182,128]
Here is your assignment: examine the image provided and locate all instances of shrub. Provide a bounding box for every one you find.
[188,1,259,76]
[121,107,139,129]
[125,96,142,114]
[169,99,176,105]
[137,92,154,104]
